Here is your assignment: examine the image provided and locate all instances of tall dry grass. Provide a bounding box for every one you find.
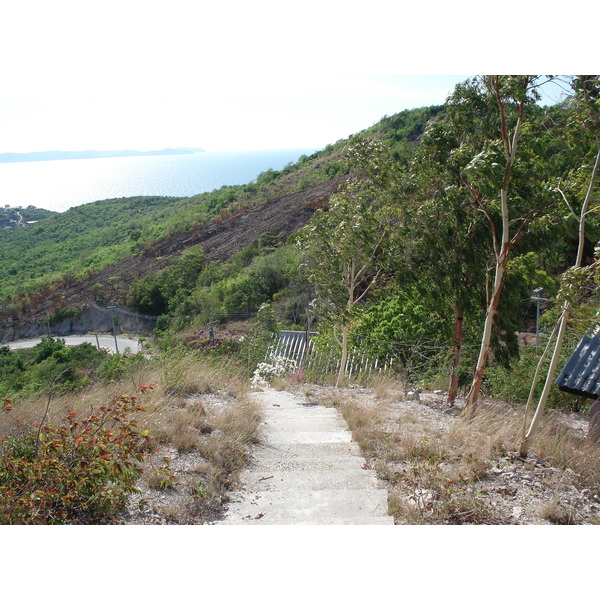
[1,350,262,523]
[313,380,600,525]
[130,353,262,510]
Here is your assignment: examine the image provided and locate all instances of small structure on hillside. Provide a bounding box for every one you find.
[555,327,600,440]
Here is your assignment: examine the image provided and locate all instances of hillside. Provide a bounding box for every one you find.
[0,103,443,341]
[0,206,57,230]
[2,77,600,529]
[0,177,341,342]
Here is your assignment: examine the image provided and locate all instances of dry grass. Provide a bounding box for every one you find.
[127,356,262,522]
[532,418,600,489]
[311,381,600,525]
[370,374,403,400]
[539,499,580,525]
[1,351,262,524]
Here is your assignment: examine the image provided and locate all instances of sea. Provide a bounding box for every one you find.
[0,148,320,213]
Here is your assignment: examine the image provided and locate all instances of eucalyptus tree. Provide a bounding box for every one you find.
[408,115,492,405]
[520,75,600,455]
[300,135,400,386]
[445,76,558,418]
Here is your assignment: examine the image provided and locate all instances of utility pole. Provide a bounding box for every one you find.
[89,302,101,350]
[108,306,120,354]
[530,288,547,347]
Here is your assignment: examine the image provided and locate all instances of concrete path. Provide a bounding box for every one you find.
[216,387,394,525]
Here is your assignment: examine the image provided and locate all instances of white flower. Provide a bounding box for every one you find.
[251,354,298,389]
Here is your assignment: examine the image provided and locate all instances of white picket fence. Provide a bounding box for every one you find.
[267,330,394,379]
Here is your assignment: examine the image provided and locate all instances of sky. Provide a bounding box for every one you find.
[0,1,594,154]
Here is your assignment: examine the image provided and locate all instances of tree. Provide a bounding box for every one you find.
[454,76,555,418]
[520,76,600,455]
[301,136,398,386]
[408,114,492,405]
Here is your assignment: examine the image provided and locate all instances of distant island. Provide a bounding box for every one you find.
[0,147,206,163]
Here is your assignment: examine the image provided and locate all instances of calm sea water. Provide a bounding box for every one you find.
[0,149,319,213]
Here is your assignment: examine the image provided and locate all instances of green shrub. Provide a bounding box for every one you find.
[99,351,146,383]
[0,390,154,524]
[0,339,118,398]
[482,344,589,412]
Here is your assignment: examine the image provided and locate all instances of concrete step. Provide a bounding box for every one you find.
[238,469,385,492]
[222,489,392,524]
[262,430,353,444]
[261,408,343,419]
[252,441,364,461]
[261,414,349,431]
[215,387,394,526]
[250,456,369,472]
[216,515,394,525]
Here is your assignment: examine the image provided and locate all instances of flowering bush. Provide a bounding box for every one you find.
[251,355,298,389]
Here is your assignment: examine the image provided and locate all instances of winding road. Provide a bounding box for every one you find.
[5,335,143,354]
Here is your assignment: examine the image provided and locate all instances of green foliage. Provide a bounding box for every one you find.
[375,105,446,162]
[0,390,154,524]
[353,287,454,360]
[129,246,206,315]
[301,136,400,326]
[2,85,599,417]
[0,148,328,304]
[162,243,302,322]
[0,207,57,230]
[482,344,590,412]
[129,277,168,315]
[0,338,134,399]
[98,351,146,383]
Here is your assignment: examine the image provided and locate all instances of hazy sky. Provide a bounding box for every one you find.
[0,1,591,154]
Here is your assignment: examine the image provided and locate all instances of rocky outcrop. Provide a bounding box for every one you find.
[0,305,156,344]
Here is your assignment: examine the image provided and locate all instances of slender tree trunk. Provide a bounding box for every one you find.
[463,77,525,418]
[447,303,464,406]
[520,143,600,455]
[519,321,560,441]
[336,323,350,387]
[519,310,570,455]
[463,245,510,418]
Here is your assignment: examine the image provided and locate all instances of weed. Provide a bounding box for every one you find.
[539,499,581,525]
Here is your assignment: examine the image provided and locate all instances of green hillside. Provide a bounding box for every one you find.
[0,147,335,304]
[0,105,439,307]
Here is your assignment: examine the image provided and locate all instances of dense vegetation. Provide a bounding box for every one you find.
[0,337,141,399]
[0,147,334,304]
[0,206,56,229]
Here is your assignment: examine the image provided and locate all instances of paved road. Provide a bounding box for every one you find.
[215,387,394,525]
[5,335,143,354]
